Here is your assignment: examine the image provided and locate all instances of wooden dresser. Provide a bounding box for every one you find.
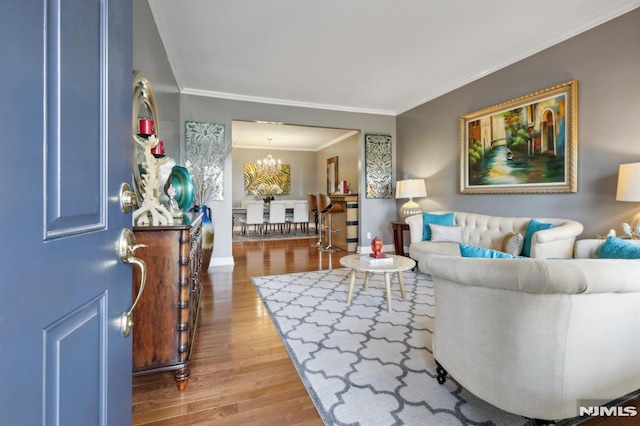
[131,212,203,390]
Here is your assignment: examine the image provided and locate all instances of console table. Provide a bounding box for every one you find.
[131,212,203,390]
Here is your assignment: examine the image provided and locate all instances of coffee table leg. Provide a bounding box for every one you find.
[347,269,357,305]
[364,271,370,292]
[397,271,406,299]
[384,272,392,313]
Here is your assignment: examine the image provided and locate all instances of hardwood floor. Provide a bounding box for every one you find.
[132,238,639,425]
[132,239,348,425]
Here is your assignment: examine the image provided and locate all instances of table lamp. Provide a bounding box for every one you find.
[616,162,640,235]
[396,179,427,220]
[616,162,640,202]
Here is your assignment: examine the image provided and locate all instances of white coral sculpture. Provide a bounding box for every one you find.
[132,134,174,226]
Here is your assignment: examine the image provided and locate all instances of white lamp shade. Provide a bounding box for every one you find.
[395,179,427,199]
[396,179,427,220]
[616,162,640,202]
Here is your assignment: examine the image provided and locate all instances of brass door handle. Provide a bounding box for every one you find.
[119,182,137,213]
[118,228,148,337]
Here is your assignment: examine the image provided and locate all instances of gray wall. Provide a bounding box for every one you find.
[134,3,640,263]
[180,95,396,264]
[317,133,360,194]
[134,0,395,265]
[397,9,640,239]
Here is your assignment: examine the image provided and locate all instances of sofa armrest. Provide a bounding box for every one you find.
[574,238,640,258]
[425,254,640,294]
[532,220,583,243]
[574,239,604,258]
[529,220,583,258]
[405,214,424,244]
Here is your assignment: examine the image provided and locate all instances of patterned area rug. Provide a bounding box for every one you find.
[252,268,543,425]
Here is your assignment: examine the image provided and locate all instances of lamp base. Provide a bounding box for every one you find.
[399,199,422,220]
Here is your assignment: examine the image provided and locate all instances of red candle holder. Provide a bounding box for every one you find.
[138,119,155,136]
[151,140,165,157]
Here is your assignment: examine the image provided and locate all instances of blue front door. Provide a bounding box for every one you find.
[0,0,134,424]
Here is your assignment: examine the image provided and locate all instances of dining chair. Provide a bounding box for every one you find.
[287,200,309,234]
[241,202,265,236]
[266,201,287,234]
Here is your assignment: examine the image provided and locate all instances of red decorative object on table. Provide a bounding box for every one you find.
[370,236,386,258]
[139,118,155,136]
[151,140,165,157]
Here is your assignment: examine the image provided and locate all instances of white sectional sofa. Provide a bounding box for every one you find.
[405,211,584,273]
[424,238,640,421]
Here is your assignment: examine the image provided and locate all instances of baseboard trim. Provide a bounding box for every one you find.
[208,256,235,268]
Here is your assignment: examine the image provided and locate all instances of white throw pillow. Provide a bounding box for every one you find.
[502,232,524,256]
[429,224,464,243]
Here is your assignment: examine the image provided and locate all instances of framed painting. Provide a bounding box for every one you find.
[327,156,338,193]
[365,134,393,199]
[243,163,291,196]
[185,121,228,202]
[460,80,578,194]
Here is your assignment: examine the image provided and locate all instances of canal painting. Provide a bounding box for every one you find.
[460,81,577,194]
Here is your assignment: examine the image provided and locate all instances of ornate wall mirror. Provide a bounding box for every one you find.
[327,156,338,193]
[130,71,175,226]
[132,71,159,200]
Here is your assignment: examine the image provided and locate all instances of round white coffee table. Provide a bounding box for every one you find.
[339,254,416,312]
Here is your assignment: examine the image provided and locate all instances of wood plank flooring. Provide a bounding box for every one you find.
[132,239,347,425]
[132,238,638,425]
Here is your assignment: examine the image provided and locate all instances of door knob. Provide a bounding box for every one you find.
[117,228,148,337]
[119,182,137,213]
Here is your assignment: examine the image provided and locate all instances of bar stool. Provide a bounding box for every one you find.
[308,193,322,247]
[317,193,344,253]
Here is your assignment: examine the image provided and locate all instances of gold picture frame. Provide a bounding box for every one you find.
[460,80,578,194]
[327,156,338,193]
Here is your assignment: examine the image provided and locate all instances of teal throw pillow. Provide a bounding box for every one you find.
[422,212,455,241]
[522,219,555,257]
[597,236,640,259]
[459,244,520,259]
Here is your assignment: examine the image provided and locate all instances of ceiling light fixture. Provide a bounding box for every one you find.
[257,138,282,173]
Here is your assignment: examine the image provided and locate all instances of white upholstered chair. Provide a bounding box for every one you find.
[287,200,309,234]
[241,202,265,236]
[266,201,287,234]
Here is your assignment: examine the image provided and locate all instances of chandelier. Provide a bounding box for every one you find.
[257,138,282,173]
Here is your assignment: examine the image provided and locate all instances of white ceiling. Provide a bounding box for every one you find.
[148,0,639,149]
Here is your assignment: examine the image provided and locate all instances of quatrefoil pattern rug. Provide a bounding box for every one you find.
[252,268,538,425]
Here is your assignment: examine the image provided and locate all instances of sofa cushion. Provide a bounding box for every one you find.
[459,243,520,259]
[523,219,555,257]
[597,236,640,259]
[502,232,524,256]
[422,212,455,240]
[430,224,463,243]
